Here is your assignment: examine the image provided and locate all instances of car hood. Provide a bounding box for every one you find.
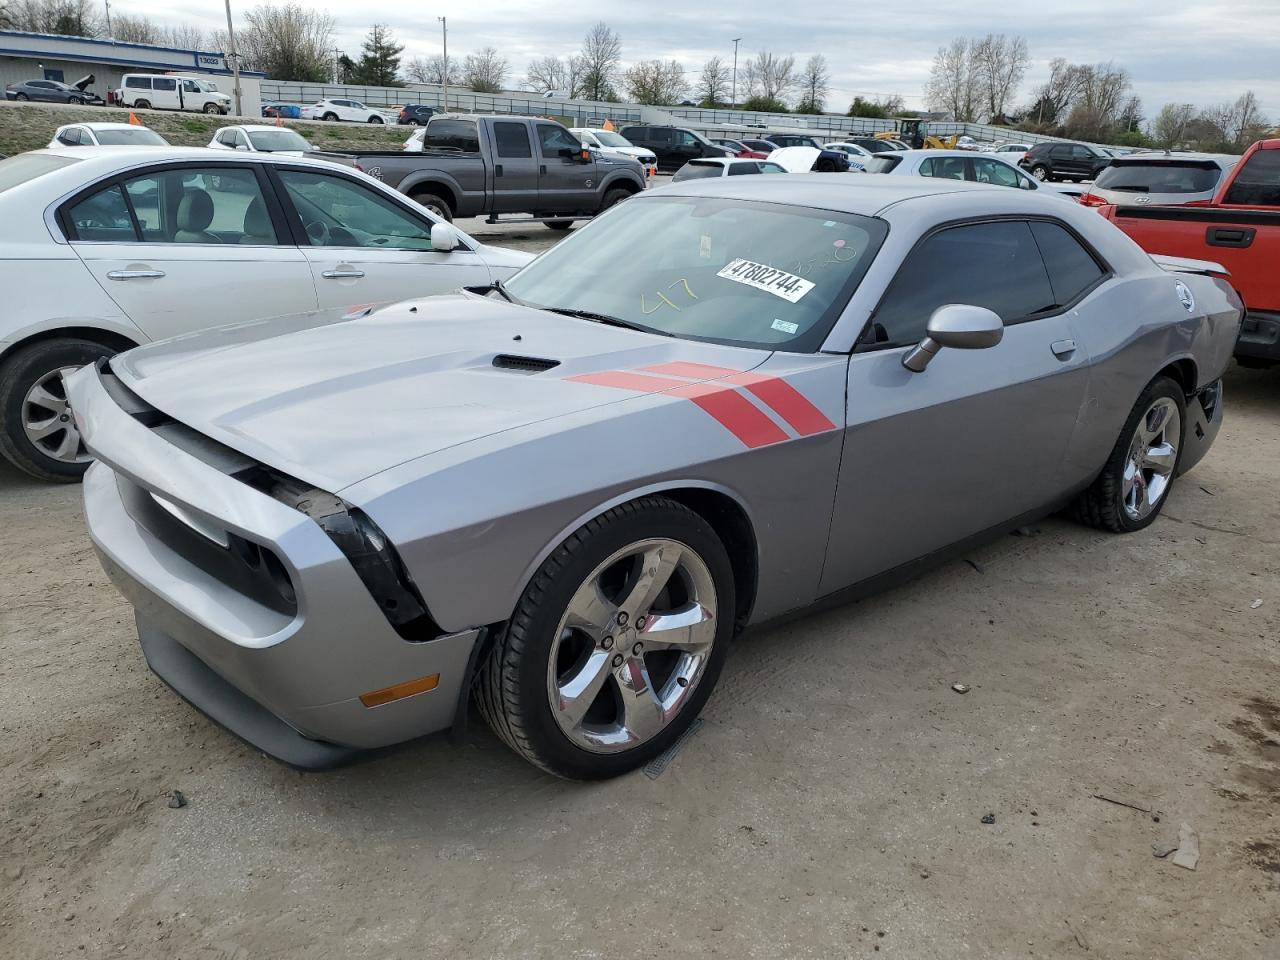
[112,294,769,492]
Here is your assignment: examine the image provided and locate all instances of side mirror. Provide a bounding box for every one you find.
[430,222,459,252]
[902,304,1004,372]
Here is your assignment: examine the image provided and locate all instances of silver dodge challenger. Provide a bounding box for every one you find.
[68,176,1241,779]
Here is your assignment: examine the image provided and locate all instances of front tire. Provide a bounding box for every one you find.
[0,339,114,483]
[15,93,28,101]
[368,115,384,124]
[203,102,221,114]
[597,187,631,215]
[1030,164,1050,181]
[476,496,735,779]
[544,220,573,231]
[1071,376,1185,532]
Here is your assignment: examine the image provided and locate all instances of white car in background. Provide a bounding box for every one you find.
[301,98,389,123]
[0,148,531,482]
[49,123,169,147]
[823,141,876,171]
[864,149,1078,199]
[570,128,658,177]
[987,141,1034,164]
[208,125,314,155]
[670,157,788,181]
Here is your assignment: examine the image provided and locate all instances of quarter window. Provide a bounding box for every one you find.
[278,170,435,250]
[67,186,134,241]
[868,221,1056,347]
[1029,221,1106,305]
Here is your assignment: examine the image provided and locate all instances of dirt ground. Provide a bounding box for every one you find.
[2,357,1279,959]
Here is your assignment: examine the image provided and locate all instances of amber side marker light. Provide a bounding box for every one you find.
[359,673,440,708]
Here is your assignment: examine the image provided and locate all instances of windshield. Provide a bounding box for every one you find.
[0,154,79,193]
[95,129,167,146]
[247,129,311,152]
[594,131,632,147]
[1095,161,1221,194]
[503,195,887,352]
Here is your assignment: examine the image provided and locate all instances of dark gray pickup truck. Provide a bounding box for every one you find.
[322,115,647,230]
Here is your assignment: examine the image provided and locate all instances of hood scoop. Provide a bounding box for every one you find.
[491,354,561,374]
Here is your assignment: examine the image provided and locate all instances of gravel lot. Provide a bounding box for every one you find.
[1,329,1278,958]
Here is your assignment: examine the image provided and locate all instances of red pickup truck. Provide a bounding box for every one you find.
[1100,138,1280,366]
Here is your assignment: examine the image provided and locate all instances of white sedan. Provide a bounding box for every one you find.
[208,125,314,155]
[0,147,532,482]
[670,157,788,181]
[49,122,168,147]
[301,98,389,124]
[823,141,876,171]
[864,149,1077,199]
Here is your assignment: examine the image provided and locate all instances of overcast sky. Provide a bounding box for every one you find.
[133,2,1280,119]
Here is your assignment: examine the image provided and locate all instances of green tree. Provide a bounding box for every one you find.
[847,96,889,119]
[352,24,404,87]
[741,94,788,113]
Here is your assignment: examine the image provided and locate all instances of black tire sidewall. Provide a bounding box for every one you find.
[509,500,735,779]
[599,187,630,213]
[413,193,452,221]
[1106,377,1187,532]
[0,339,114,482]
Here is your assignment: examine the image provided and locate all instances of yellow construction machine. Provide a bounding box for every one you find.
[874,118,958,150]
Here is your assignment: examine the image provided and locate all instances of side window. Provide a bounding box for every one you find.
[536,123,582,157]
[57,127,82,145]
[153,77,176,92]
[924,157,966,180]
[67,185,136,241]
[918,157,934,177]
[125,76,150,89]
[278,170,436,250]
[1029,221,1106,305]
[648,128,673,144]
[215,130,233,146]
[726,162,759,176]
[1071,145,1093,159]
[183,80,201,93]
[1050,145,1072,159]
[423,119,480,153]
[974,159,1021,188]
[232,130,247,148]
[1223,149,1280,206]
[675,130,698,146]
[119,168,278,244]
[494,121,532,158]
[759,162,786,174]
[869,221,1055,347]
[350,101,367,110]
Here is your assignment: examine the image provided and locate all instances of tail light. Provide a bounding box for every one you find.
[1078,193,1108,207]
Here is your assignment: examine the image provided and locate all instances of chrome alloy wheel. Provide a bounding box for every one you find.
[547,538,718,754]
[22,366,89,464]
[1121,396,1180,522]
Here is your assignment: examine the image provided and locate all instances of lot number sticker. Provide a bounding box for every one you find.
[717,258,815,303]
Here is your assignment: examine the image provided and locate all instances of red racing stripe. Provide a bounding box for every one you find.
[667,383,789,448]
[565,371,688,392]
[639,361,742,380]
[724,371,836,436]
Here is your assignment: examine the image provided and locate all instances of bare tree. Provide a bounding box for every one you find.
[1028,56,1088,126]
[462,47,508,93]
[1066,61,1132,140]
[164,25,206,49]
[972,33,1028,122]
[107,13,159,43]
[0,1,12,28]
[749,51,796,103]
[406,54,454,86]
[623,59,686,105]
[795,54,830,113]
[224,4,334,82]
[925,38,980,122]
[526,55,567,94]
[1230,90,1267,149]
[11,0,99,35]
[579,21,622,101]
[1152,103,1197,148]
[696,56,731,107]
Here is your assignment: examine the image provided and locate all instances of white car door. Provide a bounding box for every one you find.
[274,166,493,307]
[64,163,317,342]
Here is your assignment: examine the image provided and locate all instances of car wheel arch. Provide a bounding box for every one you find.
[505,482,760,638]
[406,180,458,216]
[1,325,139,364]
[1157,357,1199,397]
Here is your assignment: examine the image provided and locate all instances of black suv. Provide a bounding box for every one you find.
[1019,142,1112,182]
[619,125,732,172]
[398,104,437,125]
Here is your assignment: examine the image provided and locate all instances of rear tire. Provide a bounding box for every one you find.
[1070,376,1185,533]
[14,93,28,101]
[814,158,837,172]
[133,99,150,110]
[322,112,338,121]
[476,496,735,779]
[544,220,573,231]
[411,191,452,221]
[0,339,115,483]
[69,96,83,105]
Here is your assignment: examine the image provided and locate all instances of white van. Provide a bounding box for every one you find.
[116,74,231,114]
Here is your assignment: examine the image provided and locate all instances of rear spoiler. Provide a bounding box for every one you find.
[1150,254,1230,278]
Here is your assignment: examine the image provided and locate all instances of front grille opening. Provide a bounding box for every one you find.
[492,353,560,373]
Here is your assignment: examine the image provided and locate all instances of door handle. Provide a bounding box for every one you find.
[539,164,547,175]
[495,163,504,177]
[321,269,365,279]
[1051,338,1077,359]
[106,269,165,280]
[1206,226,1255,248]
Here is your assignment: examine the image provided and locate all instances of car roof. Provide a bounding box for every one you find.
[63,122,149,132]
[1111,150,1240,164]
[657,171,1037,215]
[27,146,349,180]
[686,158,751,167]
[888,149,1017,161]
[228,124,303,133]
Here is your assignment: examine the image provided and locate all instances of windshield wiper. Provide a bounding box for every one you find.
[471,279,520,304]
[543,307,662,335]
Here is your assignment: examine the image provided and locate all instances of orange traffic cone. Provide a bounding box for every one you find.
[127,112,140,125]
[602,118,615,131]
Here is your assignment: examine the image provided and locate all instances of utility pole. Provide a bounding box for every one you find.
[731,38,741,108]
[438,16,448,112]
[332,47,342,84]
[223,0,242,117]
[104,0,113,39]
